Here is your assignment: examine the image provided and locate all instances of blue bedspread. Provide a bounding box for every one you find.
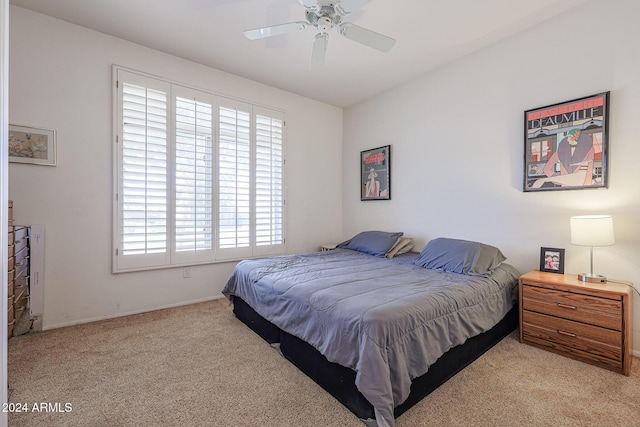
[222,248,519,427]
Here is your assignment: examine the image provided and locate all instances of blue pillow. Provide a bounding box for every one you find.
[413,237,506,276]
[337,231,403,257]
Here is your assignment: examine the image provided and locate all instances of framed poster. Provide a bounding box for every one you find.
[524,92,609,192]
[361,145,390,200]
[8,124,57,166]
[539,247,565,274]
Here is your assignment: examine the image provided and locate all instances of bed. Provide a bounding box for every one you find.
[222,234,520,427]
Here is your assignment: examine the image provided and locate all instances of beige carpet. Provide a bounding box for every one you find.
[7,299,640,427]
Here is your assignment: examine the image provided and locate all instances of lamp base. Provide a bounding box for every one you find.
[578,273,607,284]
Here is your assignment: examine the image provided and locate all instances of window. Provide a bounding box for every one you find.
[114,69,285,272]
[254,111,284,247]
[217,100,251,254]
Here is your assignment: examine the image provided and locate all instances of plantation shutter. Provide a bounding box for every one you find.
[116,70,170,270]
[114,67,286,272]
[173,86,215,263]
[217,98,252,259]
[254,107,285,256]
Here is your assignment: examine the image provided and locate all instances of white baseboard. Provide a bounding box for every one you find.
[43,295,226,331]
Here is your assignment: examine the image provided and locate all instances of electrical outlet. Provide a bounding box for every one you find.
[183,267,191,278]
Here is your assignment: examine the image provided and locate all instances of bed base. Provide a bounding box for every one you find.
[232,296,518,422]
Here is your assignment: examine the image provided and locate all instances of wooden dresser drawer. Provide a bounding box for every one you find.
[7,269,14,298]
[522,310,621,361]
[522,284,622,330]
[15,257,29,281]
[13,227,28,251]
[13,280,27,302]
[519,270,633,376]
[14,290,28,317]
[14,241,29,264]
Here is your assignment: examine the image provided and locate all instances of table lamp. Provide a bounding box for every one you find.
[570,215,615,283]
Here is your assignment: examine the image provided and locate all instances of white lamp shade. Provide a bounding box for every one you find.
[570,215,615,246]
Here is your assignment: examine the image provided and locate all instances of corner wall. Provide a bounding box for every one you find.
[343,0,640,354]
[8,6,344,328]
[1,0,10,424]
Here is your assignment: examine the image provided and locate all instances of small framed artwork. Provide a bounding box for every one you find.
[361,145,390,201]
[524,92,609,192]
[8,124,57,166]
[539,247,565,274]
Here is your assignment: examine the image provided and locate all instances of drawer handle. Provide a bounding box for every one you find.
[557,329,577,338]
[556,303,577,310]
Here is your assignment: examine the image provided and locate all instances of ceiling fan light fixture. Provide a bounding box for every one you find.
[300,0,321,13]
[316,16,333,33]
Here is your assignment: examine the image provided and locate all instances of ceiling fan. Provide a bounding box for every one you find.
[243,0,395,71]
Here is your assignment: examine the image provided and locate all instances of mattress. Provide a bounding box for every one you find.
[223,248,519,427]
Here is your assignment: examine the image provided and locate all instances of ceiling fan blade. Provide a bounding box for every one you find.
[339,23,395,52]
[243,21,307,40]
[310,33,328,72]
[338,0,372,14]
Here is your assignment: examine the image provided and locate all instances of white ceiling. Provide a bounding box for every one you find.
[10,0,589,108]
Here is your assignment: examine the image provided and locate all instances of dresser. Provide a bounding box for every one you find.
[12,225,30,332]
[7,200,14,337]
[519,270,633,376]
[7,200,31,339]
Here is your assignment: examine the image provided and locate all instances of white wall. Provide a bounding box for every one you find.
[344,0,640,354]
[8,6,344,329]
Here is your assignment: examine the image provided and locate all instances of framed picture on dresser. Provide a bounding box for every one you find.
[539,247,565,274]
[8,124,57,166]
